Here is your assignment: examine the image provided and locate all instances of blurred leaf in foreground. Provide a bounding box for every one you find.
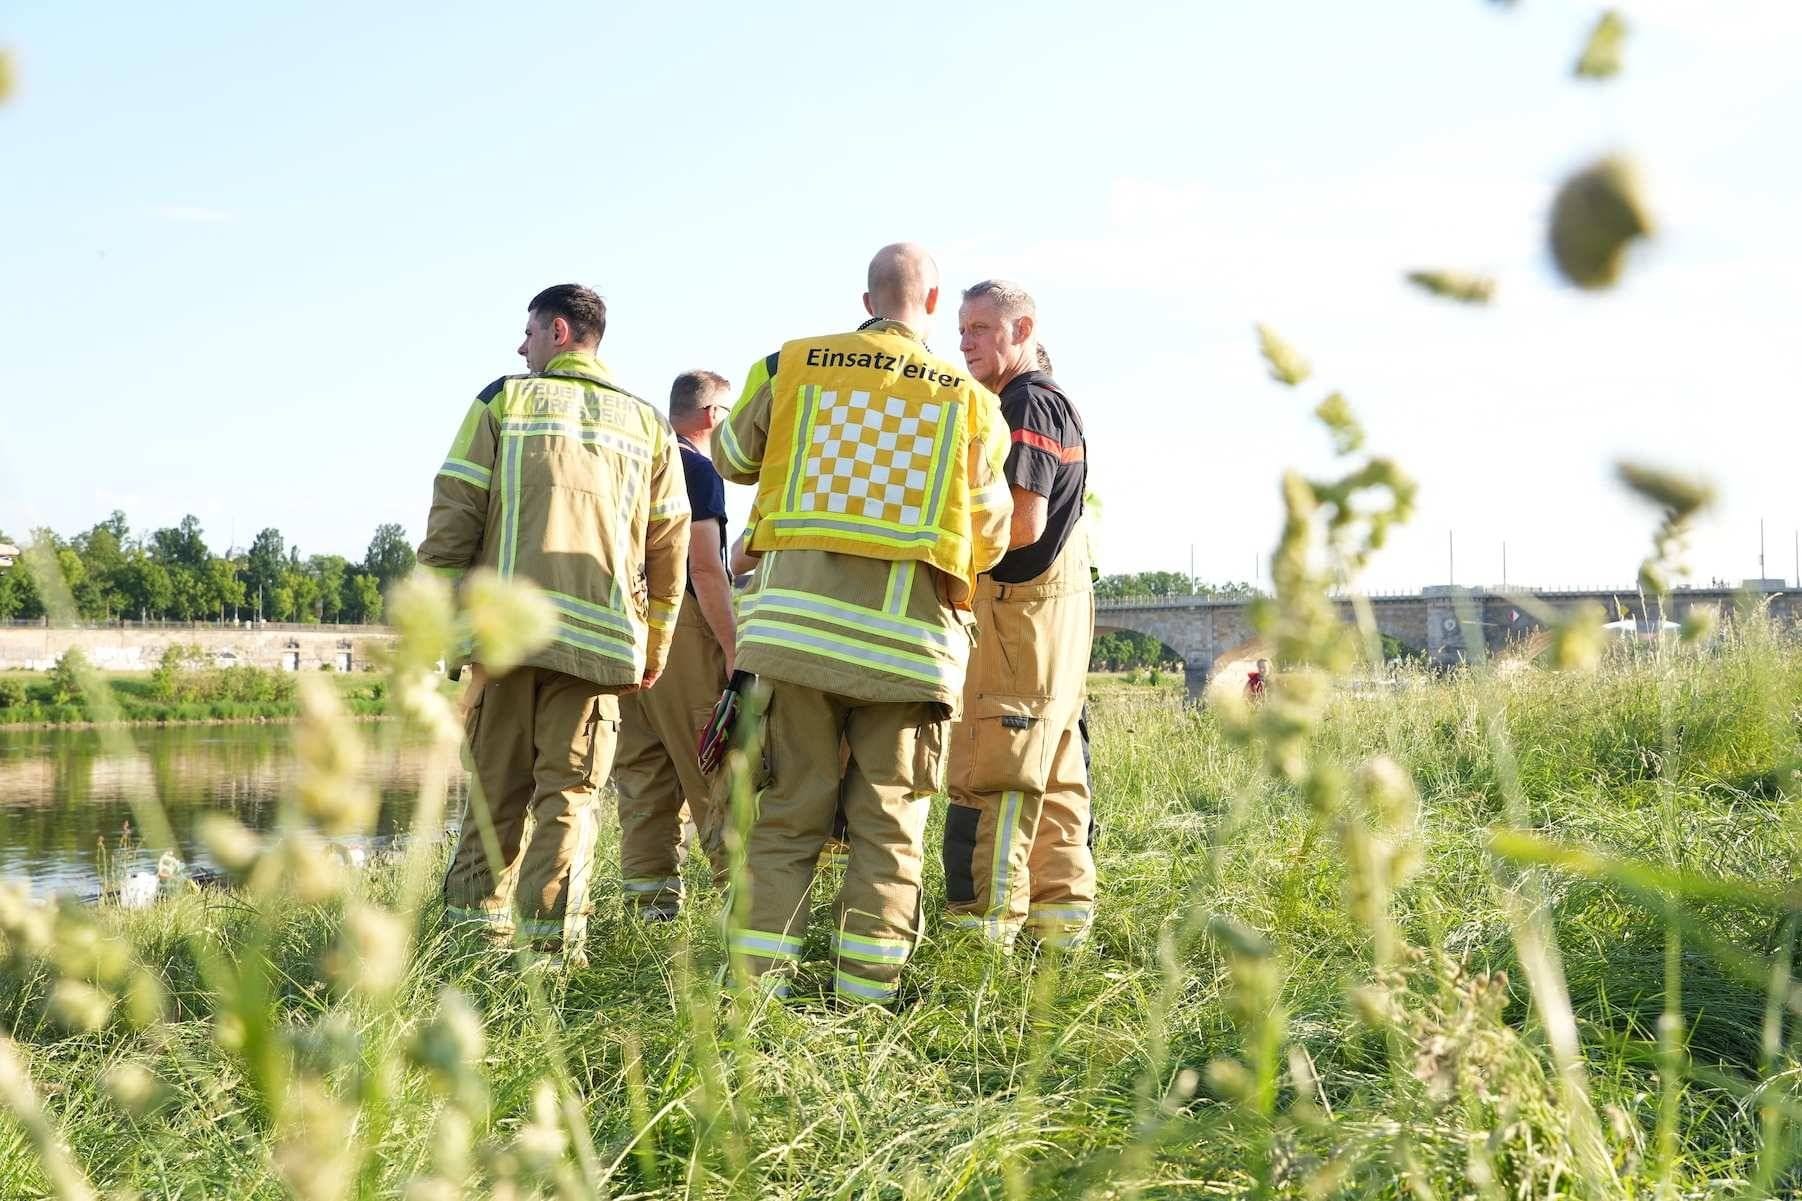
[1549,156,1653,289]
[1574,10,1627,79]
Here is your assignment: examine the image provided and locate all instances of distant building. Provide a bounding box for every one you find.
[0,542,17,570]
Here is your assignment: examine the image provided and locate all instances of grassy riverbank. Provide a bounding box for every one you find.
[0,668,390,727]
[4,626,1801,1197]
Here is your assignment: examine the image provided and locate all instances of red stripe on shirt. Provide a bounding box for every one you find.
[1012,427,1085,463]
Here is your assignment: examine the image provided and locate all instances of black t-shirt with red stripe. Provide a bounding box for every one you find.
[991,370,1087,584]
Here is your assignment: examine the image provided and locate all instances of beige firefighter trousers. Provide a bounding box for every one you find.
[724,682,947,1004]
[612,602,728,916]
[943,536,1096,947]
[443,665,620,947]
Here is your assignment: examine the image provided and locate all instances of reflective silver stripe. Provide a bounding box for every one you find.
[554,621,638,665]
[989,791,1023,922]
[545,590,634,635]
[921,399,962,526]
[783,385,819,513]
[729,928,803,961]
[439,458,492,489]
[499,421,652,462]
[947,913,1023,942]
[969,481,1008,511]
[883,561,915,617]
[832,932,911,964]
[498,435,523,576]
[754,590,951,649]
[765,516,941,544]
[649,496,689,519]
[740,620,954,689]
[833,969,899,1001]
[718,417,756,474]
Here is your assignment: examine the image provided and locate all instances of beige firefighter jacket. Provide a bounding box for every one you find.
[418,350,690,689]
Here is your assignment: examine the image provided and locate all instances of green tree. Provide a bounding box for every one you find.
[150,515,209,571]
[363,523,415,590]
[309,554,349,622]
[119,554,174,619]
[72,514,130,620]
[208,556,246,620]
[349,573,383,624]
[245,528,285,620]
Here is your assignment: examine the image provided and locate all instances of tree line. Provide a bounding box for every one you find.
[0,513,417,625]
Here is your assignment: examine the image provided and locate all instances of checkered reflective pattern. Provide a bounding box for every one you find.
[802,390,942,525]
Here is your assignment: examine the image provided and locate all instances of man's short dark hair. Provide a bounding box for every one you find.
[670,370,731,421]
[528,284,607,344]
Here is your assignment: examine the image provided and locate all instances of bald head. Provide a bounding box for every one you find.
[863,242,940,328]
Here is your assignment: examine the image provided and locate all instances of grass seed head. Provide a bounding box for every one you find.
[196,813,262,874]
[293,675,375,837]
[1256,323,1313,386]
[1680,605,1719,646]
[1405,270,1495,304]
[326,904,409,999]
[1313,393,1365,455]
[103,1062,167,1120]
[1549,156,1653,289]
[251,833,346,905]
[1574,9,1628,79]
[273,1080,356,1201]
[461,569,556,675]
[49,979,113,1034]
[1549,602,1605,672]
[387,571,457,674]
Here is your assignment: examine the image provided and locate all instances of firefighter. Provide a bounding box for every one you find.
[611,370,739,919]
[942,279,1096,950]
[712,242,1012,1004]
[420,284,690,956]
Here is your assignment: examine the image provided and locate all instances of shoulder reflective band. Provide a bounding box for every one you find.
[1012,428,1085,464]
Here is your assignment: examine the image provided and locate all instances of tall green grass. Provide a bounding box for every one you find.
[4,622,1801,1198]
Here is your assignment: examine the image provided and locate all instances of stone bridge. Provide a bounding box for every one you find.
[1097,583,1801,699]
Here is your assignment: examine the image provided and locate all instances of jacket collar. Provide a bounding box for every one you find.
[857,316,927,345]
[540,350,615,384]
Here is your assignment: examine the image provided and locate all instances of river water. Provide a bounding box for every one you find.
[0,724,465,898]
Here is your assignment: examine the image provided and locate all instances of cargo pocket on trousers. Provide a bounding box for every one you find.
[907,708,950,798]
[957,694,1054,796]
[584,695,621,787]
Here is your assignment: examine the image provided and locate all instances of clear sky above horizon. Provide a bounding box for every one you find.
[4,1,1800,593]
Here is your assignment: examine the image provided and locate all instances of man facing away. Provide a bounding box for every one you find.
[611,370,738,920]
[712,243,1013,1004]
[419,284,690,956]
[942,279,1096,950]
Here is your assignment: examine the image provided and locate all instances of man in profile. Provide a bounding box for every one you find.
[419,284,690,957]
[712,243,1012,1003]
[612,370,737,920]
[942,279,1096,950]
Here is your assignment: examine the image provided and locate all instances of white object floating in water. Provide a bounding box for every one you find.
[120,872,159,910]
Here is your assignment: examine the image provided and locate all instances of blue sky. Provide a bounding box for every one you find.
[4,0,1799,592]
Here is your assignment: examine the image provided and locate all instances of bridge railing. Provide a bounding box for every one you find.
[0,618,392,634]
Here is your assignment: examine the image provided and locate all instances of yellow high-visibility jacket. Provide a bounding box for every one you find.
[715,320,1011,707]
[418,351,690,688]
[715,320,1011,604]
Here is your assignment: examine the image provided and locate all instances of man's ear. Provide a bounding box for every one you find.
[551,315,573,346]
[862,292,875,317]
[923,284,940,316]
[1014,313,1035,346]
